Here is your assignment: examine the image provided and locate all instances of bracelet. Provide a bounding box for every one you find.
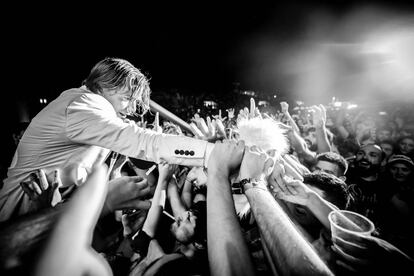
[239,178,268,193]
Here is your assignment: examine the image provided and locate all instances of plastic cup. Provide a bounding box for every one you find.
[328,210,375,251]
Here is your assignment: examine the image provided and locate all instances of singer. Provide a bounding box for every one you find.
[0,57,214,222]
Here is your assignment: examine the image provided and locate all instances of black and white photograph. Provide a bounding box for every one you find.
[1,1,414,275]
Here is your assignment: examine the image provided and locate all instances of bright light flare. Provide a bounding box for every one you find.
[276,5,414,106]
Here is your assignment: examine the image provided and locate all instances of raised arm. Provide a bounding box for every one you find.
[240,147,334,275]
[280,101,301,134]
[288,129,317,163]
[334,107,350,139]
[270,170,339,231]
[167,171,187,218]
[181,173,194,209]
[311,105,331,153]
[35,165,112,276]
[207,140,255,276]
[182,166,208,209]
[141,163,176,237]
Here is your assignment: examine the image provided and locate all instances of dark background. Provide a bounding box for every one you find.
[3,0,414,128]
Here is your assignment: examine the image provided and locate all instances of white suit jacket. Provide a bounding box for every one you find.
[0,86,213,222]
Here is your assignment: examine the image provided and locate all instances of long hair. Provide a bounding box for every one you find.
[82,57,151,115]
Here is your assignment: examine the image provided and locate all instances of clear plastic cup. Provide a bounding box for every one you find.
[328,210,375,252]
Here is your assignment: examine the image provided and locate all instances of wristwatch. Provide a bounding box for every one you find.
[238,178,268,193]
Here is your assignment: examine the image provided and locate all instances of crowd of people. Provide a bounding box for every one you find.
[0,57,413,275]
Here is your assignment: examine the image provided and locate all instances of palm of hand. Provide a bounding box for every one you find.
[275,179,310,206]
[190,114,220,141]
[209,141,245,174]
[240,147,271,180]
[311,105,326,126]
[158,164,177,179]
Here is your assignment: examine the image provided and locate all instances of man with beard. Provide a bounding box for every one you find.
[345,143,386,225]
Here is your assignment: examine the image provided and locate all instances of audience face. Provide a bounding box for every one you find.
[344,120,353,132]
[389,162,413,183]
[187,167,208,187]
[312,161,342,178]
[379,142,394,159]
[398,137,414,155]
[377,129,392,142]
[303,130,316,150]
[170,210,196,244]
[284,186,325,233]
[354,144,383,175]
[355,120,373,135]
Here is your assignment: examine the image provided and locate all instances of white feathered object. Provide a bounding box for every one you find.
[234,117,290,220]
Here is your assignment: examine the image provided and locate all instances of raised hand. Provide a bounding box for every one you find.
[121,209,148,238]
[108,152,128,180]
[186,166,208,187]
[237,108,249,124]
[214,117,227,139]
[189,121,204,139]
[137,116,148,129]
[158,163,178,182]
[250,98,256,118]
[283,154,310,178]
[192,113,209,134]
[190,114,224,142]
[206,116,217,139]
[152,112,162,133]
[20,169,63,208]
[227,108,235,120]
[310,104,327,128]
[237,98,262,124]
[270,174,313,206]
[267,155,305,194]
[239,146,275,181]
[207,140,245,177]
[262,113,293,133]
[212,109,227,122]
[162,121,183,135]
[280,101,289,114]
[34,165,112,276]
[105,176,151,212]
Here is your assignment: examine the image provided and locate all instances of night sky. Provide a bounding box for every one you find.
[3,1,414,125]
[4,2,306,94]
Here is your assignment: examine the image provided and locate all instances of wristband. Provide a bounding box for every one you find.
[239,178,268,193]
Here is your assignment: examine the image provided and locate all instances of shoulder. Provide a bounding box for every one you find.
[66,87,114,113]
[73,88,110,106]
